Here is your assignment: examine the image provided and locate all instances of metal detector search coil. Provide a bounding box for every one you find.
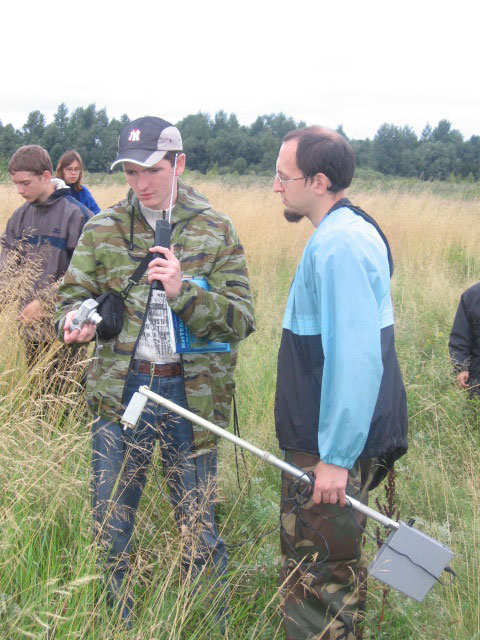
[121,386,454,602]
[368,521,453,601]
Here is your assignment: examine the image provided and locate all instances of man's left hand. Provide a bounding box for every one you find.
[312,460,349,507]
[147,245,182,299]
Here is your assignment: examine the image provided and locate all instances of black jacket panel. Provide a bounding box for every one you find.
[449,282,480,382]
[275,325,408,488]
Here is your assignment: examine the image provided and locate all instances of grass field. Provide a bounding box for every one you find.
[0,175,479,639]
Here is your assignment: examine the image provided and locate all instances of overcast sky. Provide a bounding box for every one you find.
[2,0,478,141]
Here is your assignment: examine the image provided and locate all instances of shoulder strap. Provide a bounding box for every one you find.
[327,198,394,277]
[121,253,152,300]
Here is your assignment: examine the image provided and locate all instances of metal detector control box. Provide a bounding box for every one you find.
[368,520,453,601]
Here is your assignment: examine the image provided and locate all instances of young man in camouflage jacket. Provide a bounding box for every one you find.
[55,117,255,626]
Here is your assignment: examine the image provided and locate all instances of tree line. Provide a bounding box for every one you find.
[1,103,479,181]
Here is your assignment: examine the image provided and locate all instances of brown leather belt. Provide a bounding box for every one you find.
[133,360,182,377]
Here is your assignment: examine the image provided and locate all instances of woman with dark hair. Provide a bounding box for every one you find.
[56,150,101,214]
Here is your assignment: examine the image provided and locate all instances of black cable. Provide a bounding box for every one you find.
[232,395,251,494]
[279,474,331,567]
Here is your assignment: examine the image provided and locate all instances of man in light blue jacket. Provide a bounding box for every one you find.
[273,127,408,640]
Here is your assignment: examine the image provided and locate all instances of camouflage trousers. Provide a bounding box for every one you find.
[280,451,376,640]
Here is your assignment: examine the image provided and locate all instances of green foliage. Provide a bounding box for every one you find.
[0,107,479,182]
[232,157,248,175]
[178,111,305,174]
[372,123,418,176]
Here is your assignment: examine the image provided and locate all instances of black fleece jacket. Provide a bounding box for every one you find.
[449,282,480,385]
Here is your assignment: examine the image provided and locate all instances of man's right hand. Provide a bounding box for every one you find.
[64,310,97,343]
[312,460,349,507]
[457,370,469,389]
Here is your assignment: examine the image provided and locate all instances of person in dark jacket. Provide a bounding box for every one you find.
[0,144,91,369]
[272,127,408,640]
[449,282,480,397]
[55,150,101,214]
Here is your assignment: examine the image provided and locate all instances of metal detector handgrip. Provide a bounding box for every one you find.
[130,386,399,531]
[152,220,171,292]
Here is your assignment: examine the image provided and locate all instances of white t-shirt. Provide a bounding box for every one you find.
[134,204,180,363]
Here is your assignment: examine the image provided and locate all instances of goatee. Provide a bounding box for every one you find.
[283,209,304,223]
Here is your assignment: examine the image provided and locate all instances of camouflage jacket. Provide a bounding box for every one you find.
[56,180,255,447]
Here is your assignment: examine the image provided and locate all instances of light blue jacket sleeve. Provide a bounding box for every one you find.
[316,232,385,468]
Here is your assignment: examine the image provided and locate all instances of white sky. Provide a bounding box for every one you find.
[2,0,478,141]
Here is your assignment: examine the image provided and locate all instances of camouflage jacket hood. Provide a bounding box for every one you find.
[56,179,255,446]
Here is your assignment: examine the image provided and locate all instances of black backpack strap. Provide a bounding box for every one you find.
[327,198,394,277]
[121,253,152,300]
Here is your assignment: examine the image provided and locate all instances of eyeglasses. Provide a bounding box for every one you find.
[274,173,306,184]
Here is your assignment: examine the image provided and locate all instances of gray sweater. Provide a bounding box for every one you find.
[0,183,92,337]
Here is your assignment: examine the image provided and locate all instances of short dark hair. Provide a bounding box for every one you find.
[8,145,53,175]
[56,150,84,191]
[163,150,184,166]
[283,126,355,193]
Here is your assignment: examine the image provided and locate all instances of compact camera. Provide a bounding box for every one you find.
[70,299,103,332]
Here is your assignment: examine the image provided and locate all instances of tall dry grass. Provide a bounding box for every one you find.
[0,176,479,639]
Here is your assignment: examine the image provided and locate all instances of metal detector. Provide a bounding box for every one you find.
[121,387,454,602]
[152,153,178,292]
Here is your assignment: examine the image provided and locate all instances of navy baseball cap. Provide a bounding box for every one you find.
[111,116,183,169]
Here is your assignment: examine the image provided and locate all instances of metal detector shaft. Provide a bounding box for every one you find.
[136,385,399,531]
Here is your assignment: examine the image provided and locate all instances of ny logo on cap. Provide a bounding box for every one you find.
[128,129,141,142]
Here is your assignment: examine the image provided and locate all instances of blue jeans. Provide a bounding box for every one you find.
[91,368,227,589]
